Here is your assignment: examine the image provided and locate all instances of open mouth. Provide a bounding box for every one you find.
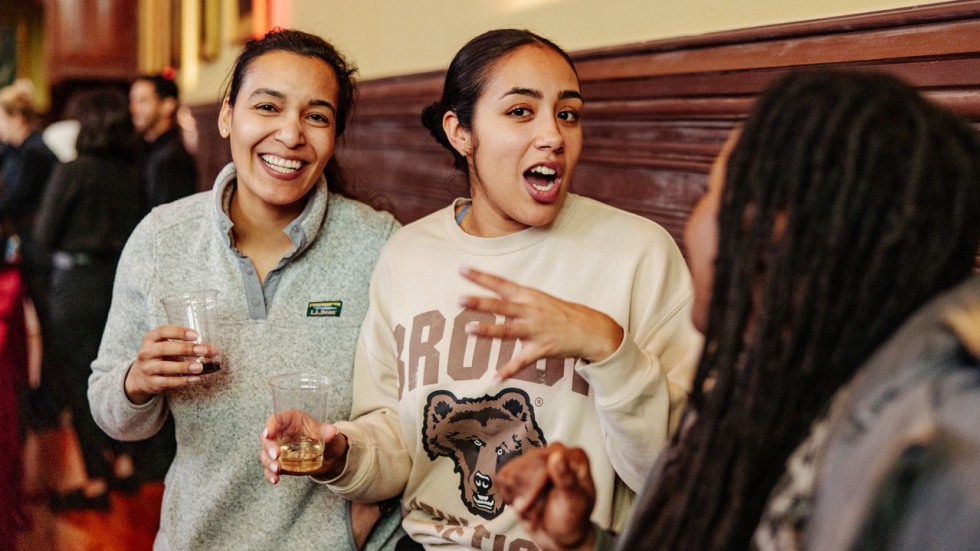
[524,165,558,192]
[260,153,304,174]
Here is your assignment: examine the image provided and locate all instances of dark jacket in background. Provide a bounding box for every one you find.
[34,152,143,482]
[36,155,143,257]
[0,131,59,227]
[142,126,197,211]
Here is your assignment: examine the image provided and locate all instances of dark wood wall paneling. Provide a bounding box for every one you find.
[44,0,138,82]
[193,0,980,260]
[43,0,139,119]
[189,102,231,192]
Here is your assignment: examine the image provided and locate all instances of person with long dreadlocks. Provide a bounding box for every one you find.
[494,68,980,551]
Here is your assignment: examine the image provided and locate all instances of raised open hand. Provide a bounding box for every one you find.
[458,267,624,380]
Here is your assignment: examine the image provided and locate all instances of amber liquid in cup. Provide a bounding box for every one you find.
[269,373,332,475]
[278,435,325,474]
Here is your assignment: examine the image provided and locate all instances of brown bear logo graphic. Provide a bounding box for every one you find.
[422,388,547,519]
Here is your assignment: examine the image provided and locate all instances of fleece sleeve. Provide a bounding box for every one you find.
[87,217,171,441]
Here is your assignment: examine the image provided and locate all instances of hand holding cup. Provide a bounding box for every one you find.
[262,374,348,482]
[160,289,223,373]
[124,290,223,404]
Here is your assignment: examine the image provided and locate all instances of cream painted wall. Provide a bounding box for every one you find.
[182,0,950,105]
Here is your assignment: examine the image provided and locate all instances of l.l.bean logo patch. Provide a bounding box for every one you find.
[307,301,342,317]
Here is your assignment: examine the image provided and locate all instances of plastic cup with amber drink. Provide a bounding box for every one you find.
[268,373,332,474]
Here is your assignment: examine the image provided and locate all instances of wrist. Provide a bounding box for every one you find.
[582,316,624,364]
[123,364,152,405]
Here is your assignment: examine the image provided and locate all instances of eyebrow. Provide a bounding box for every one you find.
[249,88,337,114]
[500,87,584,102]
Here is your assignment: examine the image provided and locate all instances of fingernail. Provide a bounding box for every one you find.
[465,321,478,334]
[186,376,201,383]
[189,362,203,373]
[459,266,471,276]
[268,446,278,460]
[270,461,279,473]
[268,475,277,485]
[185,330,199,340]
[193,345,208,355]
[261,428,268,439]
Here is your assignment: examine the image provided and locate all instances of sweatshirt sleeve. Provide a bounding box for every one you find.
[323,248,412,502]
[87,216,170,441]
[577,234,702,492]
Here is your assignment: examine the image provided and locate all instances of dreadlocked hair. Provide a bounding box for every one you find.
[621,69,980,550]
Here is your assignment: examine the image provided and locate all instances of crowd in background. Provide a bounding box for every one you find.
[0,71,198,542]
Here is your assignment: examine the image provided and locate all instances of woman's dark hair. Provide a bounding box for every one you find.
[621,69,980,550]
[420,29,578,174]
[222,28,358,197]
[73,87,138,157]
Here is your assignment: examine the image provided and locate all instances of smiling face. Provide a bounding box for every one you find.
[447,44,583,237]
[685,131,740,333]
[218,50,339,218]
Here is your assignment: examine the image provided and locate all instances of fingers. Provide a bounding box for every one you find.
[261,413,319,483]
[494,354,535,382]
[459,296,527,321]
[138,325,210,374]
[549,447,593,493]
[261,415,346,482]
[128,325,222,401]
[459,266,601,367]
[259,426,281,485]
[498,445,558,512]
[459,266,524,298]
[152,324,198,339]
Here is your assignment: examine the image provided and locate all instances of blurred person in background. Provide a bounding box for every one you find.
[129,72,198,211]
[0,78,60,433]
[35,86,144,511]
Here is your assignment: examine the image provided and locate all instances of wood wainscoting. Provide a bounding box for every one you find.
[191,0,980,258]
[339,0,980,257]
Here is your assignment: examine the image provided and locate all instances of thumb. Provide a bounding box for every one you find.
[320,423,339,442]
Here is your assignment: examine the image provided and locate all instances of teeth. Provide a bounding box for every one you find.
[527,165,557,192]
[261,154,302,173]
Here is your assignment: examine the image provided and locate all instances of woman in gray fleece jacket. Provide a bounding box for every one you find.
[87,29,403,551]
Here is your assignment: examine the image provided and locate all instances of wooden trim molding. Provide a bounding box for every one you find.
[333,0,980,258]
[192,0,980,262]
